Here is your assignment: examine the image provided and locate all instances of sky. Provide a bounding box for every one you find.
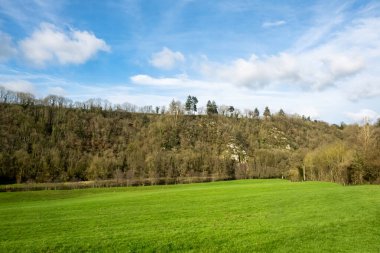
[0,0,380,124]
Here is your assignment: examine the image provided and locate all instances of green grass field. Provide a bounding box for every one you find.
[0,179,379,252]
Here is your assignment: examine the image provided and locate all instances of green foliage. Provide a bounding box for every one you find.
[303,141,354,184]
[0,180,379,252]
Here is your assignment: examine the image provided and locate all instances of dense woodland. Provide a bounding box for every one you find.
[1,86,379,185]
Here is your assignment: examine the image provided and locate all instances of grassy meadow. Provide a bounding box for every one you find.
[0,179,379,252]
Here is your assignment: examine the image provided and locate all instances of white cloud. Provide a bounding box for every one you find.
[343,72,380,101]
[61,83,173,106]
[1,80,34,93]
[346,109,379,123]
[0,32,17,61]
[290,106,320,119]
[47,86,66,96]
[200,16,380,96]
[106,93,172,106]
[149,47,185,70]
[262,20,286,28]
[19,23,110,67]
[131,74,185,86]
[131,74,229,90]
[201,50,364,90]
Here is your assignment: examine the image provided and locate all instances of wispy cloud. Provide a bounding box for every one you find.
[217,1,260,12]
[0,31,17,61]
[0,0,66,29]
[291,1,352,53]
[262,20,286,28]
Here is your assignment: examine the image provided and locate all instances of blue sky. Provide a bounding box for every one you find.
[1,0,380,123]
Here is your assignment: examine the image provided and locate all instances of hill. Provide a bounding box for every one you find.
[0,88,379,185]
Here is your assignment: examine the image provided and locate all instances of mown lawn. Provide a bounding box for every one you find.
[0,179,379,252]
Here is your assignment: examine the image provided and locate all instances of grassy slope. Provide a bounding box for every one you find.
[0,180,379,252]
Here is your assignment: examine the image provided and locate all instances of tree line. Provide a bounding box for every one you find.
[0,86,379,185]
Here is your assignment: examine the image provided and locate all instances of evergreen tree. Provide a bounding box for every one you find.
[207,100,218,115]
[206,100,213,115]
[263,106,271,119]
[192,96,198,113]
[211,101,218,114]
[253,108,260,118]
[185,96,192,114]
[185,95,198,114]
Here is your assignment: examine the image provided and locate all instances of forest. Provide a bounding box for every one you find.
[1,86,379,185]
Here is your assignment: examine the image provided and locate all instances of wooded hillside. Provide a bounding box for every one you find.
[1,87,379,185]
